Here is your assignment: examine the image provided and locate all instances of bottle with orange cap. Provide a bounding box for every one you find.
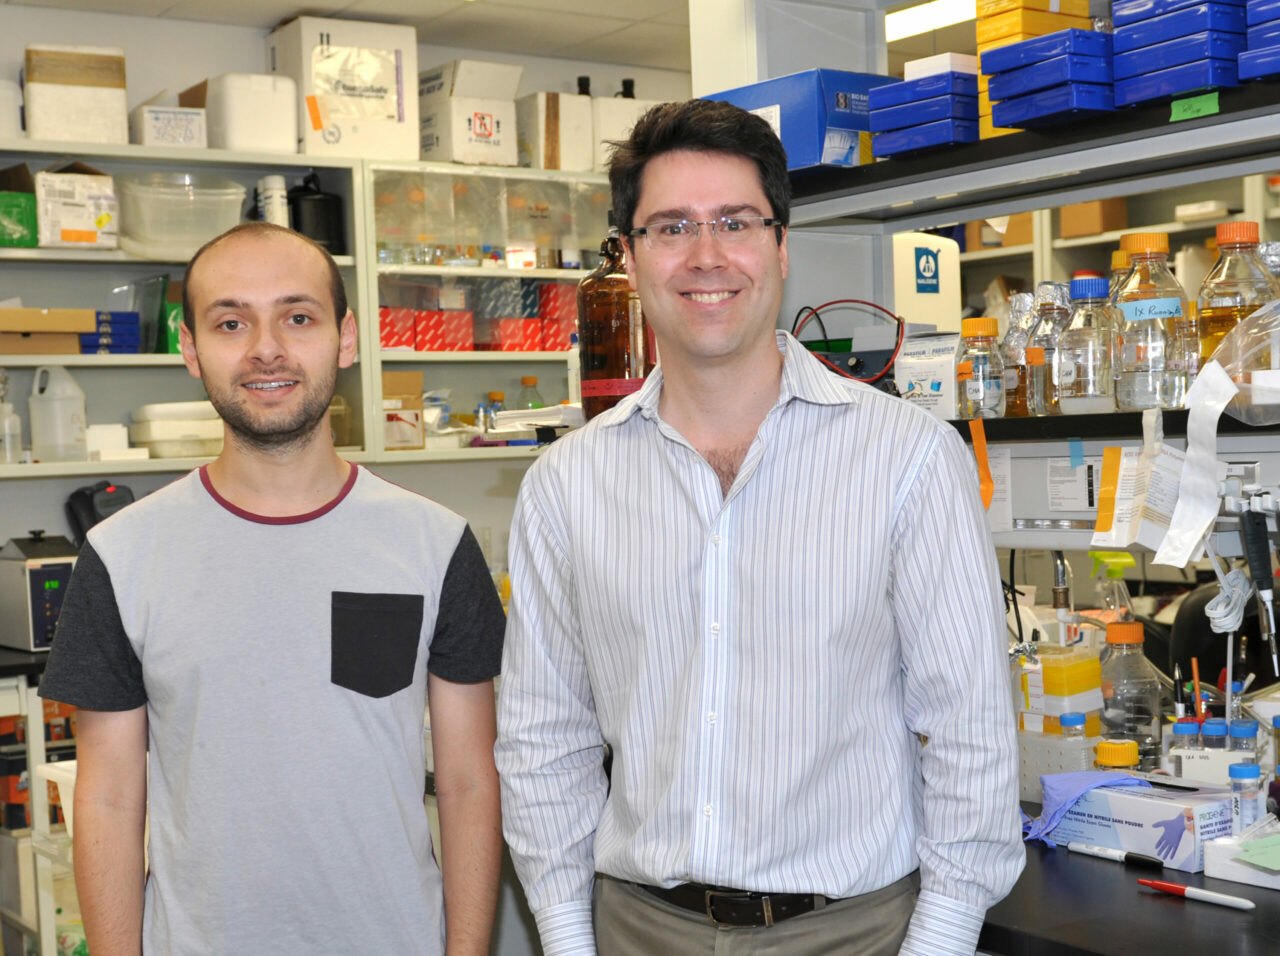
[1109,248,1131,300]
[1114,232,1190,410]
[1197,221,1280,362]
[955,316,1006,419]
[1095,738,1141,773]
[1027,281,1071,416]
[1100,620,1162,770]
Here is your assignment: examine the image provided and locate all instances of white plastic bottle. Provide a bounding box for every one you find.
[0,367,22,463]
[955,317,1006,419]
[257,175,289,227]
[1230,763,1262,835]
[29,366,87,462]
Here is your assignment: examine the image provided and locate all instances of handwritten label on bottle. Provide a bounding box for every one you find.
[1119,297,1183,322]
[581,378,645,398]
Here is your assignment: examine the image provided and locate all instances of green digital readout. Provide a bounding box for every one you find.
[44,580,60,590]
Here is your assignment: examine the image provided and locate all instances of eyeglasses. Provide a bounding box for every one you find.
[629,215,783,250]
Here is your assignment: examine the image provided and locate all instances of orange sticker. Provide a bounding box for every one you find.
[306,94,324,131]
[1094,446,1123,534]
[59,229,96,243]
[968,418,994,510]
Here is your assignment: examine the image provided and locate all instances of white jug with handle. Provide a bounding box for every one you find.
[30,366,88,462]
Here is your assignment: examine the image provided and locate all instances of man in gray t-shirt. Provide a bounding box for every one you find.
[40,223,505,955]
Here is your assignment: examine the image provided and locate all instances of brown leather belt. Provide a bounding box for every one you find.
[636,881,833,928]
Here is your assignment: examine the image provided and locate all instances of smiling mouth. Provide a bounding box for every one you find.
[683,291,737,303]
[243,380,299,391]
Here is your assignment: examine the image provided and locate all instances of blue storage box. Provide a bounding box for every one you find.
[1113,0,1243,28]
[988,54,1112,101]
[1114,31,1246,77]
[980,29,1112,74]
[1114,4,1247,54]
[708,69,896,170]
[869,94,978,132]
[872,117,978,158]
[1248,0,1280,25]
[1114,57,1239,104]
[1248,20,1280,43]
[1238,42,1280,76]
[868,72,977,110]
[991,82,1115,127]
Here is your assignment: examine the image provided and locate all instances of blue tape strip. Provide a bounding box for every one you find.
[1070,439,1085,468]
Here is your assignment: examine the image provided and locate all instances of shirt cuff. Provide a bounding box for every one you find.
[534,900,597,956]
[898,889,987,956]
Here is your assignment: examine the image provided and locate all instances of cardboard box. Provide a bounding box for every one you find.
[709,70,896,171]
[1046,779,1234,873]
[180,73,297,154]
[965,220,1003,250]
[591,96,663,172]
[382,370,424,449]
[494,318,543,351]
[0,164,36,249]
[378,306,416,350]
[1001,211,1034,246]
[128,103,207,148]
[1059,198,1127,238]
[415,310,474,351]
[894,332,960,421]
[903,53,979,80]
[267,17,419,160]
[419,60,522,166]
[34,162,117,249]
[980,114,1022,139]
[0,308,96,332]
[517,92,594,171]
[541,316,575,351]
[22,44,127,143]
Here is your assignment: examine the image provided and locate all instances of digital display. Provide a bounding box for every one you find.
[44,580,60,590]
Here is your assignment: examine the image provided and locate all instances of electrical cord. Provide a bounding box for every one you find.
[1204,539,1250,634]
[1009,548,1024,643]
[791,298,905,383]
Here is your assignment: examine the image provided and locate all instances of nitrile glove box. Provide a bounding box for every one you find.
[707,69,897,170]
[1046,780,1234,873]
[1114,0,1243,28]
[1113,31,1246,79]
[1248,0,1280,25]
[980,29,1112,74]
[869,94,977,132]
[1114,57,1239,105]
[988,54,1113,101]
[1113,4,1248,54]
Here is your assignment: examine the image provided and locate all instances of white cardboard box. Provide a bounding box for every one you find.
[128,104,207,148]
[180,74,296,153]
[34,162,118,249]
[894,332,960,422]
[419,60,522,166]
[23,44,127,144]
[516,92,594,171]
[592,97,662,172]
[267,16,418,160]
[903,53,979,80]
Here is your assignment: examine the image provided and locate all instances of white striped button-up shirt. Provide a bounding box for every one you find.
[496,331,1024,955]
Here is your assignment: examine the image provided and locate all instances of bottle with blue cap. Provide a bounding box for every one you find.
[1228,719,1258,761]
[1057,275,1117,414]
[1230,763,1263,834]
[1201,718,1229,750]
[1170,719,1202,777]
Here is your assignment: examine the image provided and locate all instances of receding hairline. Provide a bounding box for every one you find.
[187,230,339,318]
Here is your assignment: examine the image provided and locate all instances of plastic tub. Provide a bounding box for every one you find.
[117,171,246,260]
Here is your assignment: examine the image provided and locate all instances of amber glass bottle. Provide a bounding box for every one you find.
[577,223,654,419]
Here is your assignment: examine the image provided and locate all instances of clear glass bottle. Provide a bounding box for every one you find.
[1100,621,1162,770]
[516,376,546,409]
[1058,276,1118,414]
[955,317,1006,419]
[1095,737,1141,772]
[1110,248,1131,300]
[1258,241,1280,280]
[1228,719,1258,760]
[1230,762,1262,835]
[1061,711,1087,740]
[1115,232,1189,409]
[1228,680,1244,721]
[1201,718,1228,750]
[1001,292,1035,418]
[1027,282,1071,416]
[1197,221,1280,363]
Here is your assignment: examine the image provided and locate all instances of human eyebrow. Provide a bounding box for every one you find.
[716,203,766,218]
[276,294,325,309]
[642,208,695,225]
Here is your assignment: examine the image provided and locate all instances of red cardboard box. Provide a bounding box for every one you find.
[495,318,543,351]
[541,316,575,351]
[414,310,475,351]
[538,282,576,319]
[378,307,416,349]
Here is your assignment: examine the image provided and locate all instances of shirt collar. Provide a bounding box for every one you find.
[604,330,859,428]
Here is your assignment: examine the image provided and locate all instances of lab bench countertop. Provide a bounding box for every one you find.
[0,646,48,680]
[981,840,1280,955]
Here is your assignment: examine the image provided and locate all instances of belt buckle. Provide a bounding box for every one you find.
[704,888,773,928]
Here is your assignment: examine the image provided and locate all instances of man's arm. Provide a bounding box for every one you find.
[73,706,147,956]
[428,674,502,956]
[891,427,1025,956]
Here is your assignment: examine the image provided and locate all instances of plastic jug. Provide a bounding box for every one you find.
[29,366,88,462]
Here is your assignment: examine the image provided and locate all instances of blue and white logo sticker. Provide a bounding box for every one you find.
[915,247,939,294]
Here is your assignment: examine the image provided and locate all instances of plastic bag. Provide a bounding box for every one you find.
[1211,298,1280,425]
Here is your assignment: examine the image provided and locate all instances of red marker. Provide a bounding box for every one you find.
[1138,878,1255,911]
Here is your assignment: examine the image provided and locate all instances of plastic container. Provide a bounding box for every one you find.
[991,82,1115,130]
[1058,276,1117,414]
[1114,232,1188,409]
[988,54,1113,102]
[516,376,546,409]
[1114,58,1239,108]
[1171,718,1202,776]
[257,174,289,227]
[955,317,1006,419]
[1095,737,1141,771]
[1061,711,1087,739]
[867,71,978,110]
[1230,762,1262,834]
[1198,221,1280,362]
[980,28,1112,73]
[1100,620,1162,770]
[29,366,87,462]
[1002,292,1036,418]
[1228,719,1258,759]
[1113,4,1248,54]
[0,368,21,463]
[871,117,979,158]
[1201,717,1229,749]
[117,172,247,260]
[869,94,978,132]
[1113,31,1246,81]
[1027,282,1071,416]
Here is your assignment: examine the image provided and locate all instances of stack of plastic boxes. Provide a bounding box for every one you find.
[976,0,1093,137]
[984,30,1116,130]
[1113,0,1246,105]
[1239,0,1280,79]
[868,72,979,158]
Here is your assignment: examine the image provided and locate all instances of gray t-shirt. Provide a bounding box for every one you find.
[40,464,504,955]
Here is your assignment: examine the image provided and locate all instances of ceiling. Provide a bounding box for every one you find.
[9,0,693,71]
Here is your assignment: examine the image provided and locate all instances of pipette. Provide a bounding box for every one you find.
[1238,510,1279,676]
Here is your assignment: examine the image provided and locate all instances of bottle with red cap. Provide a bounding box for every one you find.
[1197,220,1280,363]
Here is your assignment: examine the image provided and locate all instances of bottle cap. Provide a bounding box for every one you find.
[1105,620,1144,644]
[961,317,998,338]
[521,376,538,386]
[1111,249,1131,271]
[1229,762,1262,779]
[1070,276,1110,301]
[1060,711,1086,727]
[1096,739,1140,766]
[1231,680,1243,692]
[1120,232,1169,254]
[1172,720,1199,736]
[1274,715,1280,729]
[1025,346,1045,366]
[488,391,505,401]
[1229,719,1259,738]
[1216,221,1259,245]
[1202,718,1228,737]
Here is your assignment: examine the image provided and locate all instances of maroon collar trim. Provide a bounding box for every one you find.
[199,462,358,525]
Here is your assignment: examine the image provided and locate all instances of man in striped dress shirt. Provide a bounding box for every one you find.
[496,99,1024,956]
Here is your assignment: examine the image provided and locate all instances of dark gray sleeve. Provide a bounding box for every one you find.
[38,540,146,710]
[427,525,505,684]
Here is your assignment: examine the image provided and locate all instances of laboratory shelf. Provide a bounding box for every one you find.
[1052,217,1239,249]
[0,138,359,172]
[376,445,545,463]
[375,263,586,280]
[949,408,1280,443]
[960,243,1033,261]
[0,450,375,479]
[0,247,354,267]
[368,159,607,185]
[0,354,186,367]
[0,903,36,937]
[380,350,571,363]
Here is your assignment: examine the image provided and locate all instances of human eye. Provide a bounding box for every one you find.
[719,216,750,234]
[655,220,690,238]
[216,318,243,332]
[287,312,314,326]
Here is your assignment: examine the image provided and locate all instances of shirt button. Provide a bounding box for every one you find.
[710,623,721,634]
[711,534,722,545]
[703,805,713,817]
[707,712,716,723]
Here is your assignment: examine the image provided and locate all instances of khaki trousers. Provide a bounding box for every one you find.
[593,871,920,956]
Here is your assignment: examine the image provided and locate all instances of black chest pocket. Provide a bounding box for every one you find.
[331,591,425,698]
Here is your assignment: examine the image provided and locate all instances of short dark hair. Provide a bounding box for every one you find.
[607,99,791,240]
[182,222,348,335]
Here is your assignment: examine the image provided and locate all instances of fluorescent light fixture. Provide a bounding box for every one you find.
[884,0,977,42]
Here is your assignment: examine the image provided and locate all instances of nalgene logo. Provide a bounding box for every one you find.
[915,248,940,294]
[471,112,495,138]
